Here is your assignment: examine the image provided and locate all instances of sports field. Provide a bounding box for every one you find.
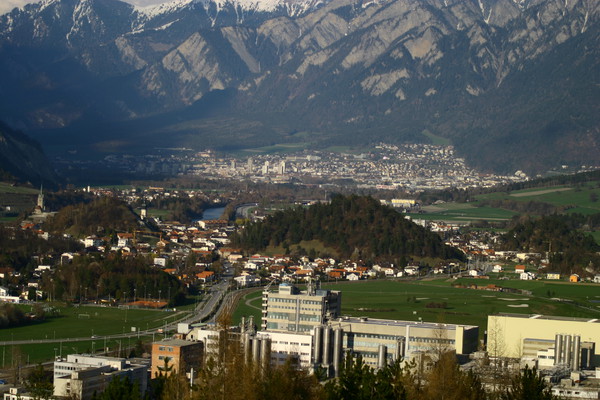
[0,304,185,365]
[0,304,182,342]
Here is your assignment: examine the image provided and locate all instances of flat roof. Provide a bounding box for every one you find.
[496,313,600,324]
[154,339,202,347]
[333,316,478,330]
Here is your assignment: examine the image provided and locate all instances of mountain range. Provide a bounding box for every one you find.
[0,0,598,174]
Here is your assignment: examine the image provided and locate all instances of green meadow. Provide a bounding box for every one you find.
[234,279,600,339]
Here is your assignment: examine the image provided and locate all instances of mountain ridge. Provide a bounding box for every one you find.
[0,0,598,174]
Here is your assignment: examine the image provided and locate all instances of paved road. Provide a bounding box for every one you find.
[235,203,258,219]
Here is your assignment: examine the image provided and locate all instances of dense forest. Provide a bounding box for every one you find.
[232,195,464,264]
[43,197,142,236]
[499,214,600,275]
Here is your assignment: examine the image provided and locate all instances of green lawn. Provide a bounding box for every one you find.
[232,291,262,326]
[232,279,600,340]
[0,304,184,365]
[0,304,181,342]
[0,335,155,367]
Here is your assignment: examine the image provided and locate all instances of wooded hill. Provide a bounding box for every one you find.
[232,195,464,264]
[44,197,141,237]
[499,214,600,275]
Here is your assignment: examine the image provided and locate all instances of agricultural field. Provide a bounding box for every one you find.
[413,204,517,223]
[476,184,600,215]
[234,278,600,339]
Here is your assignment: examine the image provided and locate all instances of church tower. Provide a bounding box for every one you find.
[35,185,44,214]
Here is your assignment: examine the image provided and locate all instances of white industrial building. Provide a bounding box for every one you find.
[53,354,148,400]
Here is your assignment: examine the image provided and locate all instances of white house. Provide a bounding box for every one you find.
[520,272,536,280]
[347,273,361,281]
[234,274,260,288]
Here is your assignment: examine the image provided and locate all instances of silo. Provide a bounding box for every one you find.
[554,334,564,365]
[378,345,388,369]
[554,334,563,365]
[333,327,343,377]
[261,337,272,369]
[243,333,253,364]
[323,327,332,365]
[313,326,323,365]
[564,335,572,367]
[252,336,261,362]
[572,335,581,371]
[395,337,405,360]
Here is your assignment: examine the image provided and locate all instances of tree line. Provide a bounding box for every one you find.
[95,339,556,400]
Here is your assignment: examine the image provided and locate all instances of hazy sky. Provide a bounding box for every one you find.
[0,0,170,15]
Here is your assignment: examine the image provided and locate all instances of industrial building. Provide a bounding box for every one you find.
[176,284,479,378]
[246,284,478,376]
[53,354,148,400]
[487,313,600,370]
[261,282,341,332]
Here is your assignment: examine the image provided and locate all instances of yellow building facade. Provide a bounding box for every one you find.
[487,313,600,367]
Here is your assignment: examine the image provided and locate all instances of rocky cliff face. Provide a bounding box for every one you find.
[0,121,58,186]
[0,0,598,173]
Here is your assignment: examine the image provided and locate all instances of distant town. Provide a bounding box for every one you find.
[54,143,535,190]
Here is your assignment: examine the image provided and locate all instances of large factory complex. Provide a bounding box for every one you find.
[18,284,599,400]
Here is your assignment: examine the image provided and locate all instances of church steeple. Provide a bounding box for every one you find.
[37,184,44,212]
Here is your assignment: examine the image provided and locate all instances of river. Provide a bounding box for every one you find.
[201,206,226,220]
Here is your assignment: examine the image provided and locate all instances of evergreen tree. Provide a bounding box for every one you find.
[501,366,555,400]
